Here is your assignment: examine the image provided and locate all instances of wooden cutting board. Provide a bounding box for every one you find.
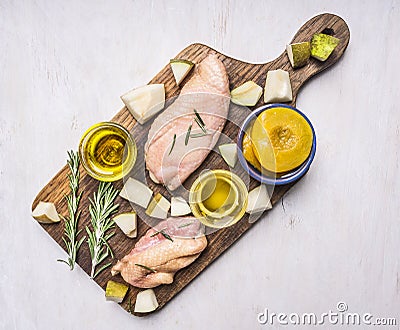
[31,13,349,316]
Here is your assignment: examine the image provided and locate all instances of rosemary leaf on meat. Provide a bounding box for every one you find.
[194,109,207,134]
[150,228,166,237]
[57,150,85,270]
[160,231,173,242]
[86,182,119,279]
[135,263,156,273]
[185,124,192,146]
[194,109,205,127]
[169,134,176,155]
[190,132,208,138]
[178,221,195,228]
[150,229,174,242]
[195,117,207,134]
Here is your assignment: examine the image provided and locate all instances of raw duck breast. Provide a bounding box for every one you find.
[111,217,207,288]
[145,54,230,190]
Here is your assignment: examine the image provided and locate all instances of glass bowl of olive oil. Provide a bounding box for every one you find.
[79,122,137,182]
[189,169,248,228]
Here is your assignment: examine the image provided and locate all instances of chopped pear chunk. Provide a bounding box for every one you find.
[286,42,311,68]
[230,81,263,106]
[120,177,153,209]
[218,143,238,168]
[113,212,137,238]
[148,171,160,184]
[311,33,340,61]
[105,280,129,303]
[246,185,272,214]
[264,69,293,103]
[134,289,159,313]
[170,59,194,86]
[146,193,170,219]
[121,84,165,124]
[32,201,60,224]
[171,196,191,216]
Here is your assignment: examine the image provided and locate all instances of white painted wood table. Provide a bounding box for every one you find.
[1,0,399,329]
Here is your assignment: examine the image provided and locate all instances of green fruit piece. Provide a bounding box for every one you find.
[105,280,129,303]
[286,42,311,68]
[230,81,263,106]
[134,289,159,313]
[219,143,238,167]
[145,193,170,219]
[170,59,195,86]
[310,33,340,61]
[113,212,137,238]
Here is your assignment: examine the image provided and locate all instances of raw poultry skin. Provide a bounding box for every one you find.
[111,217,207,288]
[145,54,230,191]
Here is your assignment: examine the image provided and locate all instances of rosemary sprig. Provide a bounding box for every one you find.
[150,228,166,237]
[150,229,174,242]
[57,151,85,270]
[86,182,119,279]
[194,109,205,127]
[193,109,207,134]
[161,231,174,242]
[185,124,192,146]
[178,221,195,228]
[169,110,206,154]
[134,263,156,273]
[190,132,209,138]
[169,134,176,155]
[195,117,207,134]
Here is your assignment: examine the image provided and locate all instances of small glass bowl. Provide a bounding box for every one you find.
[189,169,248,228]
[78,122,137,182]
[237,104,316,185]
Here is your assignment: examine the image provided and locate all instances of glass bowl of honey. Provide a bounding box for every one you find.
[189,169,248,228]
[78,122,137,182]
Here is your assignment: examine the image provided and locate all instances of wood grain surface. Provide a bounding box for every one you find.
[31,13,349,316]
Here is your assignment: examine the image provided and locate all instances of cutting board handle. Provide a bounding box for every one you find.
[268,13,350,106]
[214,13,350,107]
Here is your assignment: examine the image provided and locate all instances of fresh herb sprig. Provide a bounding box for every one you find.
[185,124,192,146]
[150,228,174,242]
[168,109,207,155]
[134,263,156,273]
[86,182,119,279]
[178,221,195,228]
[194,109,205,127]
[190,132,210,138]
[194,110,207,134]
[169,134,176,155]
[57,151,85,270]
[186,109,207,144]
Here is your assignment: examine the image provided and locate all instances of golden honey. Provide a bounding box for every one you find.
[79,122,137,182]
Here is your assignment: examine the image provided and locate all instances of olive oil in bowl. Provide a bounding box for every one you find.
[79,122,137,182]
[189,170,248,228]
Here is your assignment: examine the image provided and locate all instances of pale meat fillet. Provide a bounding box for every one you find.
[145,54,230,190]
[111,217,207,288]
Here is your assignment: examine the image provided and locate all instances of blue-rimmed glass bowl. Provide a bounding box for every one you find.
[237,104,316,185]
